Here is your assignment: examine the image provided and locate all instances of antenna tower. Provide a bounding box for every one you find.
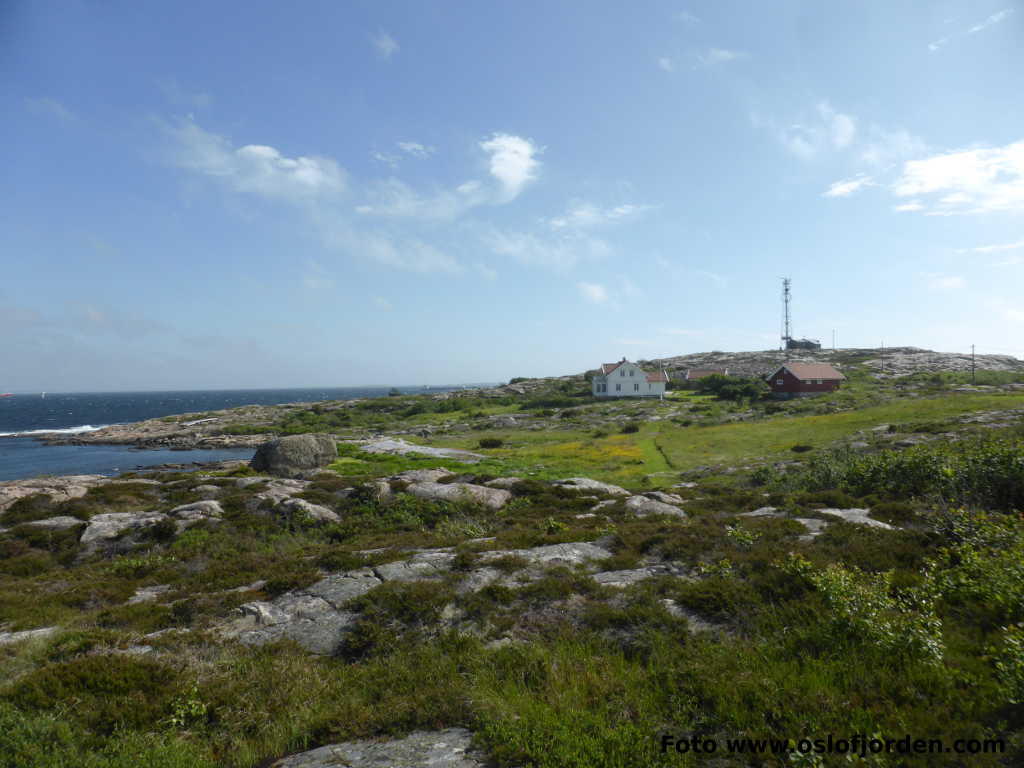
[781,278,792,349]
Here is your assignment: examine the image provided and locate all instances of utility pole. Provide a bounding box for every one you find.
[881,341,885,375]
[832,329,836,352]
[781,278,792,351]
[972,344,976,384]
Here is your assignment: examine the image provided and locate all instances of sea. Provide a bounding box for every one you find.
[0,386,464,482]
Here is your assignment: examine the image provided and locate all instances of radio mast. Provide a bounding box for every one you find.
[781,278,792,349]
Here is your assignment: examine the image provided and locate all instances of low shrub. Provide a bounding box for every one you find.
[479,438,504,449]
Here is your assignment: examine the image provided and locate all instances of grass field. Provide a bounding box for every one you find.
[427,392,1024,486]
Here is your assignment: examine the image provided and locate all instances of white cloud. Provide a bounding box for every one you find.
[357,177,484,220]
[696,48,747,67]
[965,239,1024,253]
[398,141,435,158]
[371,151,400,168]
[860,126,928,169]
[167,118,346,203]
[924,273,965,291]
[25,97,77,122]
[548,201,651,230]
[485,229,609,271]
[817,102,856,148]
[823,174,875,198]
[373,296,392,310]
[776,102,857,159]
[968,8,1014,34]
[658,57,675,72]
[371,30,399,59]
[159,79,211,109]
[892,140,1024,214]
[479,133,541,201]
[928,36,950,52]
[674,11,700,24]
[578,282,608,304]
[343,230,461,274]
[893,201,925,212]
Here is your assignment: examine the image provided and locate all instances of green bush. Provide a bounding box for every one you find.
[620,423,640,434]
[697,374,769,402]
[6,655,181,735]
[478,438,504,449]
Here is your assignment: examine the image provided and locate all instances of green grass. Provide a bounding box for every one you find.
[3,378,1024,766]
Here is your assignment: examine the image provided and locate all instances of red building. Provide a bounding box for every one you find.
[766,362,845,398]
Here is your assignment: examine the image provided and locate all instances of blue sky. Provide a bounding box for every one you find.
[3,1,1023,391]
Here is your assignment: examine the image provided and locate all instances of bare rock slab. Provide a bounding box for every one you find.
[79,511,168,556]
[358,438,484,463]
[0,627,58,646]
[819,508,893,530]
[271,728,485,768]
[404,482,511,511]
[624,496,686,518]
[552,477,630,496]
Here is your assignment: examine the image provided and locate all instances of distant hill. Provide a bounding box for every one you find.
[641,347,1024,379]
[483,347,1024,397]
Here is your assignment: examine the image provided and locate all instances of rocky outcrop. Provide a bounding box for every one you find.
[222,541,616,654]
[17,515,87,531]
[278,498,341,524]
[404,482,511,511]
[624,495,686,518]
[819,508,893,529]
[271,728,485,768]
[552,477,630,496]
[168,500,224,532]
[78,511,168,557]
[357,438,484,463]
[250,435,339,478]
[0,475,105,514]
[0,627,59,646]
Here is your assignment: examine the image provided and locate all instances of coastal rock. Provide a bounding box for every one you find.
[392,468,454,483]
[128,584,173,604]
[479,541,613,567]
[624,495,687,518]
[0,475,105,514]
[484,476,522,489]
[357,438,484,463]
[552,477,631,497]
[592,565,676,587]
[250,434,338,478]
[373,550,456,582]
[270,728,485,768]
[79,511,168,556]
[191,484,222,499]
[642,490,686,505]
[404,482,511,511]
[0,627,59,646]
[168,500,224,532]
[19,515,87,531]
[278,498,341,524]
[819,508,893,530]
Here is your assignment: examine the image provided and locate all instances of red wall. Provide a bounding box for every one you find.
[768,368,842,394]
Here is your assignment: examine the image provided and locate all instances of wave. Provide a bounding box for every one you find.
[0,424,112,437]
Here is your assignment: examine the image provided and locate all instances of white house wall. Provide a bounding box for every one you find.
[593,362,665,397]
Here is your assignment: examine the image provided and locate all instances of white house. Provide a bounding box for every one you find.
[591,358,669,398]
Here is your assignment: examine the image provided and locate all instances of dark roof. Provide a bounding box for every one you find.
[772,362,845,380]
[600,361,626,375]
